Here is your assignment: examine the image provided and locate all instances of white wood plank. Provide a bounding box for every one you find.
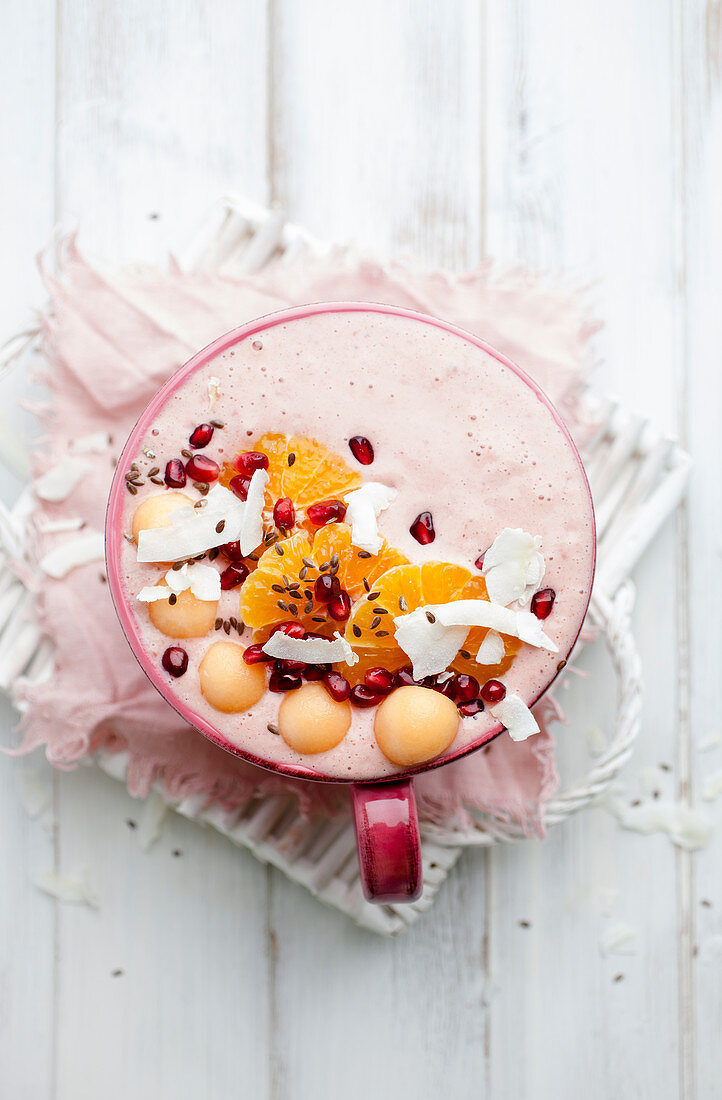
[271,0,485,268]
[56,0,269,263]
[269,4,491,1096]
[484,3,683,1095]
[677,3,722,1096]
[268,858,488,1100]
[52,4,274,1097]
[0,1,57,1095]
[53,768,272,1099]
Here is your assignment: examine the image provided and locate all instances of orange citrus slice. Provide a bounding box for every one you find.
[221,433,361,515]
[311,524,409,601]
[239,524,408,639]
[345,562,520,681]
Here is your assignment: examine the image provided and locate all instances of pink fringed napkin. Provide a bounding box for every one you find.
[16,235,597,834]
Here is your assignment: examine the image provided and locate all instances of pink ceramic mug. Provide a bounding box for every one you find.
[105,303,595,905]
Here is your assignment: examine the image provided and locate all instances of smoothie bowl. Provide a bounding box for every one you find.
[105,303,596,903]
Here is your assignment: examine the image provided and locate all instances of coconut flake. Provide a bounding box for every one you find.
[393,597,557,679]
[69,431,110,455]
[393,608,468,680]
[699,934,722,966]
[239,468,268,555]
[603,795,713,851]
[343,482,397,554]
[137,562,221,603]
[599,923,639,956]
[39,530,105,578]
[482,527,545,606]
[262,631,358,666]
[208,376,221,409]
[137,791,168,851]
[475,629,505,665]
[34,870,99,908]
[35,516,85,534]
[137,484,245,562]
[490,693,540,742]
[34,456,91,502]
[702,768,722,802]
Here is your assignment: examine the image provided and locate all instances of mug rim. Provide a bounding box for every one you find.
[105,301,596,785]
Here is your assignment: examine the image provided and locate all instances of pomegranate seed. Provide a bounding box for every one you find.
[164,459,187,488]
[480,679,506,705]
[455,674,480,704]
[314,574,341,603]
[271,621,306,639]
[306,499,347,526]
[348,435,374,465]
[327,591,351,621]
[220,540,244,561]
[189,422,214,449]
[162,646,188,677]
[364,667,396,694]
[350,684,384,708]
[474,553,485,572]
[185,454,219,483]
[273,497,296,529]
[234,451,269,476]
[243,644,273,665]
[530,588,556,620]
[459,699,484,717]
[220,563,249,590]
[229,474,251,500]
[409,511,435,544]
[269,668,303,693]
[397,665,434,688]
[434,676,458,700]
[303,663,331,682]
[276,658,306,673]
[323,671,351,702]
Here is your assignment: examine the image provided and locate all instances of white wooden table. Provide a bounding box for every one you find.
[2,3,720,1097]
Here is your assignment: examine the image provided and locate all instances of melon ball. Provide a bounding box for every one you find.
[199,641,266,713]
[278,682,352,754]
[131,491,191,544]
[374,685,459,767]
[149,586,218,639]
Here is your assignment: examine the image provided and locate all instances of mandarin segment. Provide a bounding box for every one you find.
[311,524,408,601]
[220,433,361,518]
[239,531,315,629]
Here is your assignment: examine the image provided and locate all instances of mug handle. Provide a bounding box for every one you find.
[351,780,422,904]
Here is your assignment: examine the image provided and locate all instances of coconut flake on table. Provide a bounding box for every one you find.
[35,515,85,534]
[69,431,111,455]
[136,483,246,562]
[343,482,397,554]
[481,527,545,606]
[33,455,91,502]
[39,530,105,578]
[475,629,505,665]
[34,869,99,908]
[490,693,540,742]
[602,793,713,851]
[702,768,722,802]
[137,562,221,603]
[262,631,359,666]
[208,376,221,409]
[598,923,639,957]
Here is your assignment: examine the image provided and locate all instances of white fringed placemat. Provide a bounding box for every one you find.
[0,197,691,934]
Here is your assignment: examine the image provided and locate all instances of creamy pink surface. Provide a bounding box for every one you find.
[113,305,595,782]
[17,236,599,833]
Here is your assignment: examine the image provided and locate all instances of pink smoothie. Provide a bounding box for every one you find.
[107,304,595,782]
